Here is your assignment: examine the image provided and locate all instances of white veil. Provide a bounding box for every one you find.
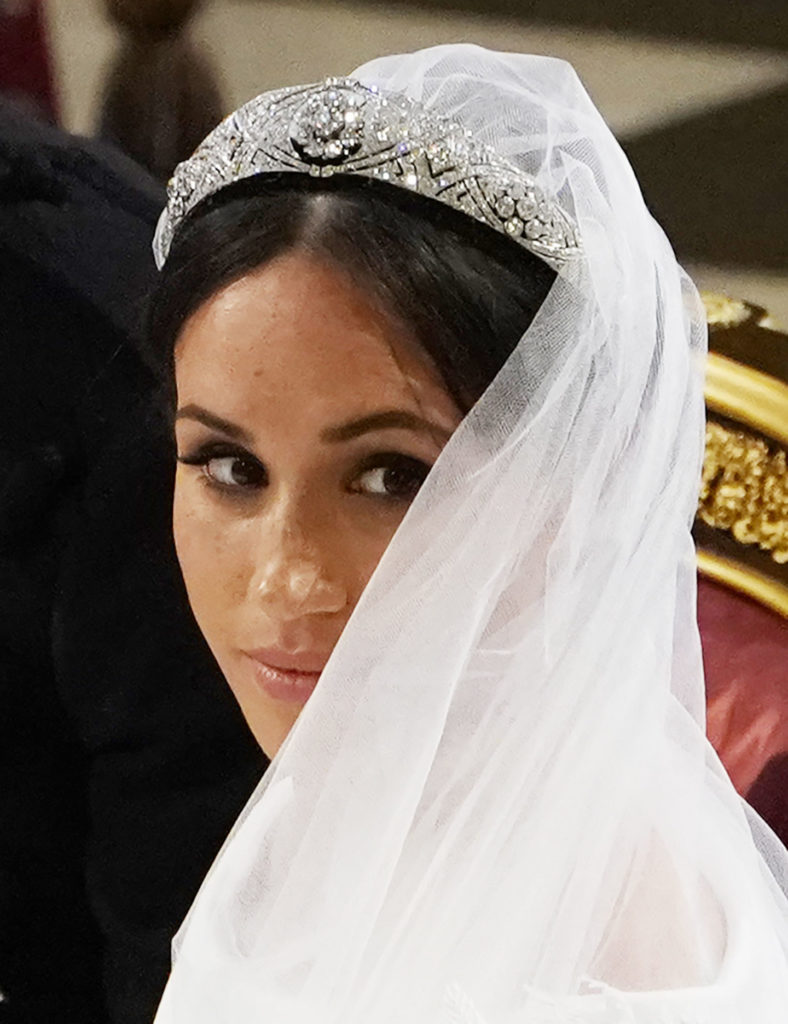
[153,45,788,1024]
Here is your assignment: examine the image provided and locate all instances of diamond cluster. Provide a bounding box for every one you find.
[290,87,366,164]
[154,78,583,270]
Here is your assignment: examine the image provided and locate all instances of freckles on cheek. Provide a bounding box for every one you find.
[172,478,247,624]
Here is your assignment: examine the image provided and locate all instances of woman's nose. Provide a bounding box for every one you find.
[248,506,348,619]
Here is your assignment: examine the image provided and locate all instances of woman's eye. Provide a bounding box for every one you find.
[352,455,431,502]
[203,456,266,489]
[177,445,267,491]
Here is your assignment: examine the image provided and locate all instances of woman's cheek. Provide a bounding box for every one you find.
[173,473,246,647]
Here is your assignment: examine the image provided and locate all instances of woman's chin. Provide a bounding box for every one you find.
[212,649,315,758]
[233,676,309,759]
[247,702,304,759]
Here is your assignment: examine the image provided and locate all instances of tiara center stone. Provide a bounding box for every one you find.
[290,85,367,166]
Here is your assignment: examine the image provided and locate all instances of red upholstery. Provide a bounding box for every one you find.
[699,575,788,842]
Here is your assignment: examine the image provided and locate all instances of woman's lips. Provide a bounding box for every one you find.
[244,649,326,703]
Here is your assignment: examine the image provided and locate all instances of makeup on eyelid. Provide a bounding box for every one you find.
[176,440,432,502]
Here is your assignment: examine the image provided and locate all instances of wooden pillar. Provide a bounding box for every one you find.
[99,0,224,181]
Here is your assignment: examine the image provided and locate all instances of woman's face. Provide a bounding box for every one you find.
[173,251,463,757]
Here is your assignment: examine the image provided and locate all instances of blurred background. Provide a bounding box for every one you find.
[1,0,786,320]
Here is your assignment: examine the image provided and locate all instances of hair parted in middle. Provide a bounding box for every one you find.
[148,174,556,413]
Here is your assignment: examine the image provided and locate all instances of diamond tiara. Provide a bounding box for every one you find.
[153,77,583,270]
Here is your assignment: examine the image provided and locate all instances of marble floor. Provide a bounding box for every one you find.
[44,0,788,324]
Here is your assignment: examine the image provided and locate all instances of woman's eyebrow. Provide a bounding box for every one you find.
[175,404,255,445]
[175,405,453,446]
[320,410,453,444]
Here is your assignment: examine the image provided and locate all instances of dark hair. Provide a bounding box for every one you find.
[148,174,555,413]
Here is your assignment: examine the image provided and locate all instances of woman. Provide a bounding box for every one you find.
[149,45,788,1023]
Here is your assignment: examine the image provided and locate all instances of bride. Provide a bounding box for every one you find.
[148,44,788,1023]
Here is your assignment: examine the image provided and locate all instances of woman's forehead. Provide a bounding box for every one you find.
[173,252,461,428]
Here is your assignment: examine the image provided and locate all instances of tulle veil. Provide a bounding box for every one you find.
[153,44,788,1024]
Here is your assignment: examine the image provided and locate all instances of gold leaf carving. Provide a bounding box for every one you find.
[699,420,788,564]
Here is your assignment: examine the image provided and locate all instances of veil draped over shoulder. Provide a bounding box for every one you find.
[153,45,788,1024]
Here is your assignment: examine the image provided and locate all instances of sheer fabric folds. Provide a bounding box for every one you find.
[153,46,788,1024]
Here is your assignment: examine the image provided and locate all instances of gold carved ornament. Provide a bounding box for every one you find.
[699,420,788,565]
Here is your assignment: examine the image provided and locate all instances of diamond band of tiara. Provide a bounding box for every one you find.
[153,78,583,270]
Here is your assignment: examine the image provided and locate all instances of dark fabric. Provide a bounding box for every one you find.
[0,103,263,1024]
[0,99,161,345]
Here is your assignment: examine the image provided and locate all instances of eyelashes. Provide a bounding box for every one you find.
[176,442,432,504]
[178,442,267,490]
[350,452,431,502]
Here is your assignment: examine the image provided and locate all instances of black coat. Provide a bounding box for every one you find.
[0,102,264,1024]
